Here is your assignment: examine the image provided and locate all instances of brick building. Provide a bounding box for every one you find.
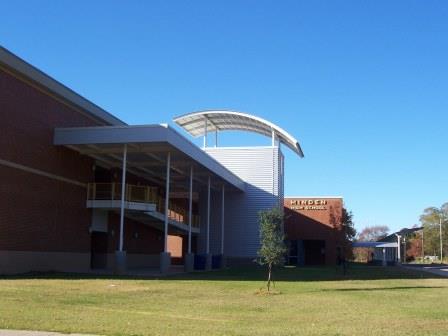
[284,197,344,266]
[0,46,305,274]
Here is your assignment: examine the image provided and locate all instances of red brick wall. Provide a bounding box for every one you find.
[168,235,183,257]
[0,165,91,252]
[0,67,103,253]
[0,68,102,181]
[169,234,197,265]
[284,197,344,265]
[0,66,194,260]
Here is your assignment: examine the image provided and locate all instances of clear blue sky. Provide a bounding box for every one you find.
[1,1,447,233]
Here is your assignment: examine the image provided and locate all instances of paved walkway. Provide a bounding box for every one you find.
[0,331,96,336]
[402,264,448,277]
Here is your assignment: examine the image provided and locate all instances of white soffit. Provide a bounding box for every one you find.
[173,110,304,157]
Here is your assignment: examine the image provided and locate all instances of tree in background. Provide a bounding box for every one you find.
[420,203,448,259]
[341,208,356,260]
[405,230,423,262]
[357,225,390,242]
[257,208,287,292]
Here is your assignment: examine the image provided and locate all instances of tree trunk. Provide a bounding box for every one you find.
[267,263,272,292]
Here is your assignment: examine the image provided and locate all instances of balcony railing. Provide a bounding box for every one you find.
[157,197,200,227]
[87,183,200,228]
[87,183,158,203]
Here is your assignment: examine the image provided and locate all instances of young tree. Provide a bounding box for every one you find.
[257,207,287,292]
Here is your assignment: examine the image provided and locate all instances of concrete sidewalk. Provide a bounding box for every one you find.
[0,330,97,336]
[402,264,448,277]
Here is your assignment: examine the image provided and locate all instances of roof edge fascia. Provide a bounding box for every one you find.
[0,46,125,126]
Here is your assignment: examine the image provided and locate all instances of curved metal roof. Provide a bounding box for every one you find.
[173,110,304,157]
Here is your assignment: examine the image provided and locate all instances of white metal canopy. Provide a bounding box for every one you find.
[352,242,398,248]
[53,124,245,192]
[173,110,304,157]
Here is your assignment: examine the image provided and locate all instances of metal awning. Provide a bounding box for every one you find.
[54,124,245,192]
[173,110,304,157]
[353,242,398,248]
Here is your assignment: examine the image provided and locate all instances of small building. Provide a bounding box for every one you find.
[352,241,398,266]
[352,227,422,265]
[284,197,345,266]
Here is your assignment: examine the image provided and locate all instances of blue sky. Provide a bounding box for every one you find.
[1,1,447,233]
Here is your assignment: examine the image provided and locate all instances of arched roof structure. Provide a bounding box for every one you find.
[173,110,304,157]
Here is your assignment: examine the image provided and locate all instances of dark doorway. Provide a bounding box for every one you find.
[90,231,108,269]
[287,240,298,265]
[303,240,326,266]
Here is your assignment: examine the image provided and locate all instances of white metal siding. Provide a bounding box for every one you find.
[204,147,283,257]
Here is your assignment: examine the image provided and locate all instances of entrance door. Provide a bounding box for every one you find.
[90,232,108,269]
[287,240,298,265]
[303,240,326,266]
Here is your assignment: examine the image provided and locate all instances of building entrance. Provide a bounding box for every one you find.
[303,240,326,266]
[90,231,108,269]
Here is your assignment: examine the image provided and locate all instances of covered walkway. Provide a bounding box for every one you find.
[54,124,245,274]
[352,241,399,266]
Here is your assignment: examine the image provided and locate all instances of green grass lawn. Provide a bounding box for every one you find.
[0,265,447,336]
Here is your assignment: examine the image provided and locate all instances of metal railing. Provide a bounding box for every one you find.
[87,183,200,227]
[157,198,200,227]
[87,183,158,203]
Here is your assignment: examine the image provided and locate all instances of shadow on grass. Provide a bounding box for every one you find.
[0,263,445,282]
[319,286,446,292]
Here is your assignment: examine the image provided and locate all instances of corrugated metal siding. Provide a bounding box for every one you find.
[204,147,283,257]
[278,150,285,210]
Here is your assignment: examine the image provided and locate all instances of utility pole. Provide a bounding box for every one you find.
[439,216,443,263]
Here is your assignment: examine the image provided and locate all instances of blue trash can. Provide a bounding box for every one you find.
[194,254,206,270]
[212,254,222,269]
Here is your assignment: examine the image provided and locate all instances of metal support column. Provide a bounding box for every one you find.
[164,152,171,252]
[115,144,128,274]
[203,120,208,148]
[119,144,127,252]
[188,166,193,254]
[184,165,195,272]
[206,175,211,254]
[395,234,401,263]
[221,184,225,255]
[204,175,212,270]
[160,152,171,274]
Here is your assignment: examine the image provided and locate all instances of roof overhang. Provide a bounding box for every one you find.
[352,242,398,248]
[173,110,304,157]
[54,124,245,192]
